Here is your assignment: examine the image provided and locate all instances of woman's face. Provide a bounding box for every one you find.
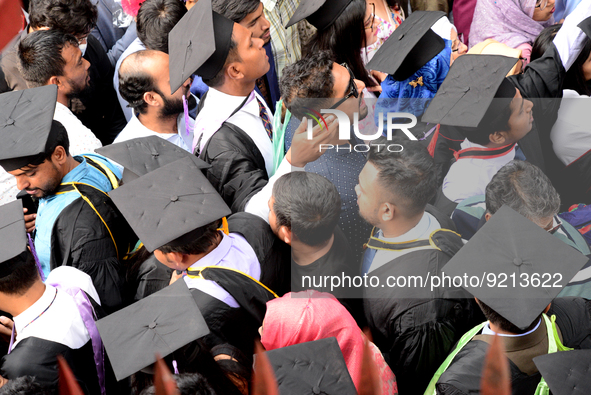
[532,0,556,22]
[450,29,468,65]
[364,1,377,46]
[582,51,591,82]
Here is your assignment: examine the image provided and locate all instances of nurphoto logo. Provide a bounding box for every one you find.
[304,108,418,152]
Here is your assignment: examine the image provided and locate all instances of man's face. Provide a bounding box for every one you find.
[60,43,90,98]
[151,53,194,118]
[503,88,534,144]
[331,62,368,121]
[233,23,270,81]
[8,159,62,199]
[355,161,382,227]
[582,51,591,82]
[239,3,271,43]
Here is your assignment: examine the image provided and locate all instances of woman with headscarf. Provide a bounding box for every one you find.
[260,291,397,395]
[469,0,556,63]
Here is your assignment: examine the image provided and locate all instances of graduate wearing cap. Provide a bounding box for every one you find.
[0,86,137,312]
[369,11,466,130]
[110,156,280,356]
[0,200,106,394]
[425,4,591,208]
[425,206,591,395]
[168,0,337,218]
[97,136,290,300]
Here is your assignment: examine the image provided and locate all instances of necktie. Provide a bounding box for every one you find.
[257,97,273,141]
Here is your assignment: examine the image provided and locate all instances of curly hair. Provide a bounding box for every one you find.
[279,51,335,120]
[29,0,97,36]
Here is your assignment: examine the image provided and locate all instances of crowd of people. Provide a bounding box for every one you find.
[0,0,590,393]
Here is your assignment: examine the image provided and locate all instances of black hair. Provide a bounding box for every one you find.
[476,299,543,334]
[157,220,222,255]
[17,29,79,88]
[212,0,260,23]
[0,252,39,296]
[25,120,71,169]
[0,376,53,395]
[118,51,157,114]
[462,105,513,146]
[29,0,97,36]
[367,136,437,217]
[136,0,187,53]
[531,24,561,62]
[272,172,341,247]
[140,373,217,395]
[201,38,240,88]
[304,0,375,88]
[564,38,591,96]
[280,51,335,120]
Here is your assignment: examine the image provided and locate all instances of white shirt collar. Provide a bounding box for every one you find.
[14,285,57,336]
[379,211,434,243]
[119,114,193,152]
[481,318,542,337]
[262,0,277,11]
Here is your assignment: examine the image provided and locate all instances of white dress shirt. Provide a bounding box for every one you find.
[13,284,91,349]
[550,90,591,166]
[183,232,261,307]
[369,212,442,273]
[442,139,517,203]
[114,113,194,152]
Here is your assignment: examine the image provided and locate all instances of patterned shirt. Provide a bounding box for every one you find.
[262,0,302,78]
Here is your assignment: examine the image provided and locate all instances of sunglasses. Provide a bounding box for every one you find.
[330,63,359,110]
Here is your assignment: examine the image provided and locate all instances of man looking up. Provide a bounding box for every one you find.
[280,51,371,262]
[0,87,136,312]
[115,50,195,151]
[169,0,339,217]
[212,0,279,109]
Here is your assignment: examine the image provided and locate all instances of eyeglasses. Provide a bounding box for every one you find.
[544,216,563,235]
[535,0,548,10]
[330,63,359,110]
[364,3,375,32]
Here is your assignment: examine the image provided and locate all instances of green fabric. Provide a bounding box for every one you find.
[424,314,572,395]
[271,100,289,176]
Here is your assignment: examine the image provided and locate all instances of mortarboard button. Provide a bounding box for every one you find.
[5,118,14,126]
[149,322,157,329]
[513,258,523,266]
[170,196,178,202]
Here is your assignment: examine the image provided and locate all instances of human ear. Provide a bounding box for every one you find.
[489,131,508,145]
[278,226,292,245]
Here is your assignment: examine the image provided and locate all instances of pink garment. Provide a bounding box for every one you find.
[469,0,554,50]
[261,291,397,394]
[452,0,478,46]
[516,42,533,64]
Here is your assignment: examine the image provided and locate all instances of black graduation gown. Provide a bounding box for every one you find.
[1,338,100,394]
[364,207,484,395]
[50,183,137,313]
[195,95,269,213]
[74,35,127,145]
[436,297,591,395]
[557,150,591,206]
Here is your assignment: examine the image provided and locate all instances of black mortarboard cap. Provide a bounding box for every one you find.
[534,350,591,395]
[286,0,353,30]
[109,156,231,253]
[168,0,234,92]
[578,16,591,39]
[366,11,446,81]
[421,55,518,128]
[95,280,210,381]
[95,136,210,184]
[443,205,589,330]
[0,200,30,277]
[265,337,357,394]
[0,85,59,172]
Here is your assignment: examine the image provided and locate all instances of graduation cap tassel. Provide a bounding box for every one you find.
[27,233,45,282]
[58,355,85,395]
[251,342,279,395]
